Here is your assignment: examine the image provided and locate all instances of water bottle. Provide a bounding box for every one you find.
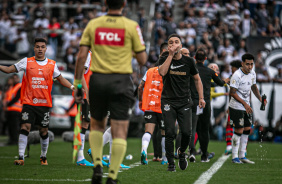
[260,94,266,111]
[125,154,133,160]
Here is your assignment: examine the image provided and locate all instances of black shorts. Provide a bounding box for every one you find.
[20,104,51,128]
[81,99,90,122]
[229,107,252,128]
[144,111,165,130]
[89,73,135,121]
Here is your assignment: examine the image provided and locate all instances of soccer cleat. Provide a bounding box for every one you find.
[102,160,108,167]
[225,149,232,155]
[141,151,148,165]
[208,152,215,160]
[174,152,179,159]
[232,158,243,164]
[40,156,48,165]
[161,160,168,165]
[106,177,119,184]
[201,155,210,163]
[240,157,255,164]
[167,164,176,172]
[87,148,92,158]
[152,157,162,162]
[77,159,94,166]
[120,163,131,169]
[177,148,188,170]
[88,148,108,167]
[189,154,196,162]
[92,165,103,184]
[14,156,24,165]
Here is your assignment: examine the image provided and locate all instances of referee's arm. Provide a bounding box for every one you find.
[75,46,89,81]
[211,70,225,86]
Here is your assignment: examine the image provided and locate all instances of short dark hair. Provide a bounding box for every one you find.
[106,0,124,10]
[168,34,181,42]
[195,48,206,62]
[230,60,242,69]
[160,42,168,52]
[34,38,47,45]
[242,53,254,62]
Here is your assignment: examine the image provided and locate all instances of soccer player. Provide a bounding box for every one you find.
[0,38,74,165]
[158,34,205,171]
[138,43,168,165]
[76,50,93,166]
[225,60,242,155]
[73,0,147,183]
[229,53,267,164]
[189,49,226,163]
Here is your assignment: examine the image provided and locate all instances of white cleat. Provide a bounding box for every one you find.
[240,157,255,164]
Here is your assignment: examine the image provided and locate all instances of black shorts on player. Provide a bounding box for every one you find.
[20,104,50,128]
[229,107,252,128]
[89,73,135,121]
[144,111,165,130]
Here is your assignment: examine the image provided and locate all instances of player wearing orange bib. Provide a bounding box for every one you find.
[0,38,74,166]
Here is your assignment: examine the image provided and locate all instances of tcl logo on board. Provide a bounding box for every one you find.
[95,28,125,46]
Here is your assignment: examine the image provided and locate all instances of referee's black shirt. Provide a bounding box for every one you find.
[190,62,225,102]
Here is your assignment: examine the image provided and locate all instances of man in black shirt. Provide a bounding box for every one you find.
[158,34,205,171]
[189,48,227,162]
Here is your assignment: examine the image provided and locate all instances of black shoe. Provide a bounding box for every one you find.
[167,164,176,172]
[92,165,103,184]
[177,148,188,170]
[106,177,119,184]
[189,154,196,162]
[201,155,210,163]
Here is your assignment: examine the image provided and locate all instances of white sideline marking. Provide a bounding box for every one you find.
[194,155,230,184]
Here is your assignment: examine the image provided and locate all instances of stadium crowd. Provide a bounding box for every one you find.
[0,0,282,143]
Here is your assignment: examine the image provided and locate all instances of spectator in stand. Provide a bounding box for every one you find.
[238,39,247,59]
[241,9,255,39]
[184,8,197,27]
[203,0,220,20]
[176,21,188,46]
[138,7,147,35]
[257,67,271,82]
[33,25,47,40]
[152,11,165,43]
[266,23,281,36]
[255,3,269,35]
[196,10,209,45]
[64,17,79,30]
[30,1,47,20]
[0,12,11,48]
[97,5,107,17]
[64,47,76,73]
[62,27,77,55]
[186,23,196,46]
[248,0,258,18]
[273,17,281,33]
[161,2,173,21]
[33,15,49,29]
[211,28,222,52]
[74,6,84,24]
[273,64,282,83]
[14,28,30,58]
[163,16,177,39]
[221,64,232,79]
[274,0,282,18]
[48,17,60,59]
[217,39,235,64]
[4,19,17,53]
[79,17,89,30]
[11,7,28,27]
[200,31,212,49]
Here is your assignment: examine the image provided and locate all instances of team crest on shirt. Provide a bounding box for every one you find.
[232,80,236,84]
[164,104,170,111]
[22,112,29,121]
[239,118,244,126]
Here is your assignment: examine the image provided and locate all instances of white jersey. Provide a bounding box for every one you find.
[84,52,91,74]
[229,68,256,111]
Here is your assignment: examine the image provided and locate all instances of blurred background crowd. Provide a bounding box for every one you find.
[0,0,282,143]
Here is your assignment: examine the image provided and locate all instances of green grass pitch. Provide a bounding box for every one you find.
[0,137,282,184]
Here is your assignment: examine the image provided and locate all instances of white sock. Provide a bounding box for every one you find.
[226,145,232,151]
[77,133,85,162]
[239,134,248,158]
[161,136,167,161]
[103,127,112,146]
[232,134,241,159]
[40,137,49,157]
[18,134,28,159]
[141,132,151,154]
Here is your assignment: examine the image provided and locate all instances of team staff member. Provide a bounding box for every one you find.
[158,34,205,172]
[229,53,266,164]
[189,49,227,163]
[0,38,74,165]
[6,74,22,145]
[138,43,168,165]
[73,0,147,183]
